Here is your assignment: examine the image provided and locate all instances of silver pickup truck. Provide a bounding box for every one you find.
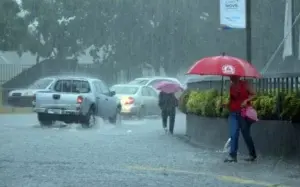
[33,76,121,128]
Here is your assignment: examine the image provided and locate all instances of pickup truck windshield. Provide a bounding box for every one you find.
[54,80,91,93]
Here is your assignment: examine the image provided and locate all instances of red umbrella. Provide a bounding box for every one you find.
[187,55,261,78]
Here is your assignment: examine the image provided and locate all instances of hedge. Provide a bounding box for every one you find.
[178,89,300,123]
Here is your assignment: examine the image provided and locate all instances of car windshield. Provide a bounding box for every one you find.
[111,85,139,95]
[54,80,91,93]
[128,79,149,85]
[28,78,54,89]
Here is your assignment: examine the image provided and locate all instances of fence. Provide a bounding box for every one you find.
[0,63,145,86]
[0,62,148,106]
[187,73,300,94]
[0,64,33,85]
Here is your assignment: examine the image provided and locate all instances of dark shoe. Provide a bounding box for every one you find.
[244,156,257,162]
[169,131,173,135]
[224,155,237,163]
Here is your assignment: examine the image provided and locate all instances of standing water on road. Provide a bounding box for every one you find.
[0,113,299,186]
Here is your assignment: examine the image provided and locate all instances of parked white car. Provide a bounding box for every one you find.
[110,84,160,118]
[128,77,185,99]
[128,76,184,90]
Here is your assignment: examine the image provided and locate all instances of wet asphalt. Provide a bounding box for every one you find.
[0,113,300,187]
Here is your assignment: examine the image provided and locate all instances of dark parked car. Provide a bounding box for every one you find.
[8,77,56,107]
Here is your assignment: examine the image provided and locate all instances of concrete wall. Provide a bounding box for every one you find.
[185,77,300,159]
[186,114,300,159]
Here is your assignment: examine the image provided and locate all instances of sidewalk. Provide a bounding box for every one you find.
[174,113,300,186]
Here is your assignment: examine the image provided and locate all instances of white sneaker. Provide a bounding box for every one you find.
[223,138,231,153]
[164,128,168,134]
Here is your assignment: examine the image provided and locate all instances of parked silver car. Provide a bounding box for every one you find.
[33,76,121,128]
[8,77,56,107]
[110,84,160,118]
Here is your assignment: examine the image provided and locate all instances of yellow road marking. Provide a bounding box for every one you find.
[127,165,289,187]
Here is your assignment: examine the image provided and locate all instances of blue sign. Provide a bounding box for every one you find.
[220,0,246,29]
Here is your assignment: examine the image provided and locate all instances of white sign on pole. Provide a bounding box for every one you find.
[220,0,246,29]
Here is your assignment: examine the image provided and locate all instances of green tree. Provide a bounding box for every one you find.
[21,0,92,61]
[0,0,28,53]
[87,0,150,73]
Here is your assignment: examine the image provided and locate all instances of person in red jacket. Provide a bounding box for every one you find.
[224,76,257,162]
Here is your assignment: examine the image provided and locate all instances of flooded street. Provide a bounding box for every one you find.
[1,0,300,186]
[0,113,299,187]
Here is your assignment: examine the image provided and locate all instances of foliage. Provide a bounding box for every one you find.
[21,0,90,60]
[279,92,300,122]
[2,0,293,75]
[214,94,230,118]
[186,90,204,115]
[178,90,191,114]
[252,95,276,120]
[0,0,213,72]
[0,0,28,52]
[185,89,218,117]
[180,89,300,123]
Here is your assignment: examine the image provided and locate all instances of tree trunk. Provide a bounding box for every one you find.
[36,55,40,64]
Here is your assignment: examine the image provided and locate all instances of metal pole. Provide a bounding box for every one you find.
[246,0,252,64]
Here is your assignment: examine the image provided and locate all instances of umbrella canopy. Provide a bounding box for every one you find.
[154,81,184,94]
[187,55,261,78]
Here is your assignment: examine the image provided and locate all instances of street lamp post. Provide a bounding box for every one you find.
[246,0,252,64]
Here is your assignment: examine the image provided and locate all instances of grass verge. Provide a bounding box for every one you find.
[0,106,33,114]
[0,88,33,114]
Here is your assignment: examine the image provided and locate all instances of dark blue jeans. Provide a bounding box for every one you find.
[228,112,256,158]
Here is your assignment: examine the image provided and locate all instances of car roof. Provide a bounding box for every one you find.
[134,76,180,81]
[41,75,100,82]
[38,76,57,80]
[184,75,227,84]
[111,84,143,88]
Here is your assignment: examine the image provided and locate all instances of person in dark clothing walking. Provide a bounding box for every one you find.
[158,91,178,134]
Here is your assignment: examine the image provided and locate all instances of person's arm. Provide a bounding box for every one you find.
[242,81,255,106]
[245,81,256,102]
[158,92,163,108]
[172,94,178,107]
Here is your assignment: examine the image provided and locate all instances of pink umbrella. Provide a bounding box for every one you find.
[154,81,184,93]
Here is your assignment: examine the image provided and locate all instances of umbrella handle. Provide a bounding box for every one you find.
[220,76,224,113]
[220,52,225,114]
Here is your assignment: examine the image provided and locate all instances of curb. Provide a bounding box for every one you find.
[174,134,300,169]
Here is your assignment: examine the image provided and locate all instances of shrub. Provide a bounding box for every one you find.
[253,95,276,120]
[186,90,206,115]
[186,89,219,116]
[202,89,218,117]
[215,94,230,118]
[186,89,300,123]
[280,92,300,123]
[178,90,191,114]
